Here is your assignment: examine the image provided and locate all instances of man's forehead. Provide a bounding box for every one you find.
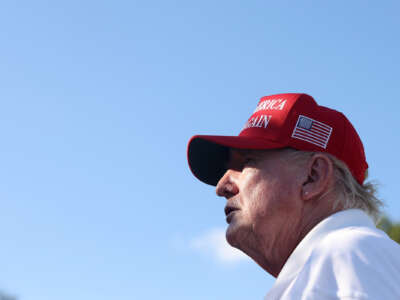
[229,148,289,158]
[228,149,264,161]
[225,148,283,168]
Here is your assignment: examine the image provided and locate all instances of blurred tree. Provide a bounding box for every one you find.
[0,290,17,300]
[377,216,400,244]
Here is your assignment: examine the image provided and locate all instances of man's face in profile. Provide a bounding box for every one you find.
[216,148,304,273]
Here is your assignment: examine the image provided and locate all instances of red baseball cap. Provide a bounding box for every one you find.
[187,93,368,185]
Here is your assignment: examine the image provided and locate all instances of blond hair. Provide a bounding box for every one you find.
[288,150,383,223]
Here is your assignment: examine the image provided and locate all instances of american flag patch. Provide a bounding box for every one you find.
[291,115,332,149]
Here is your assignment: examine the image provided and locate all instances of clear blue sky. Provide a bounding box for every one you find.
[0,1,399,299]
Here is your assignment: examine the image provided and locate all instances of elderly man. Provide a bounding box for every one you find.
[187,93,400,299]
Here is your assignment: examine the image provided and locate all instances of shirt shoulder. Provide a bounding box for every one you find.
[287,226,400,299]
[316,225,398,254]
[314,225,400,267]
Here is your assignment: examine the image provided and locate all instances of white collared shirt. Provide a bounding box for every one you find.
[265,209,400,299]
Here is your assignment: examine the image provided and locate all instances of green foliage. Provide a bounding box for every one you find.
[377,216,400,244]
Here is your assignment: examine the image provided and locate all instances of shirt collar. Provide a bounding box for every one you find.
[269,209,375,292]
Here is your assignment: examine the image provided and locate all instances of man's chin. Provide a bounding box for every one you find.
[225,222,243,249]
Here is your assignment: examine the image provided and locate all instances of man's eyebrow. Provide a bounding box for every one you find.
[234,149,265,158]
[224,149,262,170]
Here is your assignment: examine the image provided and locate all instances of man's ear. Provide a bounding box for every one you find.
[301,153,334,201]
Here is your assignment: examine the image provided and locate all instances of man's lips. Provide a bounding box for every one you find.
[224,205,240,223]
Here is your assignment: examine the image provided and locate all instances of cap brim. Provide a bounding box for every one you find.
[187,135,285,186]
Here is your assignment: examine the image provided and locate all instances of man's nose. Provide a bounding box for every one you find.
[216,169,239,198]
